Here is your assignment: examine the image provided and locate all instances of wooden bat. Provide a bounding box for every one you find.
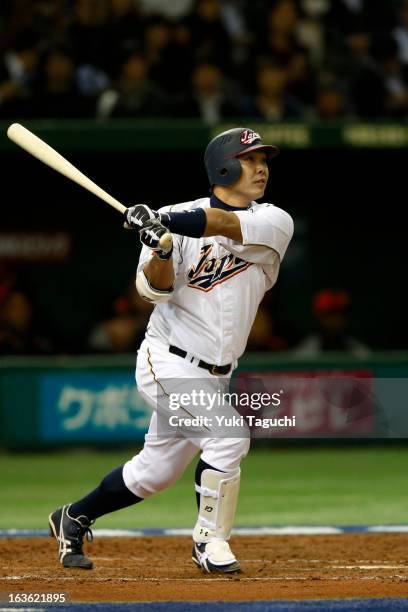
[6,123,172,251]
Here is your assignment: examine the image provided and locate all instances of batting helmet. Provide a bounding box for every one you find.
[204,127,279,187]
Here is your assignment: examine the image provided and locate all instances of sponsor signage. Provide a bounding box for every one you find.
[40,373,151,441]
[235,370,375,437]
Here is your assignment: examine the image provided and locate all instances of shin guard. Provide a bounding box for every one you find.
[193,468,240,543]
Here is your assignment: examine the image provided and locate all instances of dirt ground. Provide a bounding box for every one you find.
[1,534,408,602]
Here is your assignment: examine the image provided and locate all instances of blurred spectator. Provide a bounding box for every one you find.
[323,2,397,92]
[314,72,348,119]
[105,0,142,77]
[324,0,397,48]
[0,30,39,118]
[374,34,408,117]
[248,0,314,109]
[0,282,53,355]
[394,0,408,67]
[219,0,248,40]
[295,288,370,356]
[76,63,111,99]
[247,304,294,352]
[350,32,408,118]
[142,16,174,92]
[29,0,69,46]
[348,31,388,118]
[0,0,69,52]
[68,0,111,73]
[174,62,244,123]
[96,51,166,118]
[182,0,233,73]
[0,0,406,120]
[138,0,194,20]
[297,0,329,68]
[246,62,301,120]
[154,21,196,94]
[254,0,307,69]
[218,0,251,69]
[286,49,317,109]
[30,44,96,118]
[88,284,153,353]
[0,1,37,52]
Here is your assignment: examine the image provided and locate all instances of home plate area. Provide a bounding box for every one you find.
[0,528,407,610]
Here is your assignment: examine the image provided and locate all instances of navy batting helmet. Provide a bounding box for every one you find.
[204,127,279,186]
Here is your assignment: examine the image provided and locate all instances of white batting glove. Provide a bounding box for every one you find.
[140,219,173,260]
[124,204,159,230]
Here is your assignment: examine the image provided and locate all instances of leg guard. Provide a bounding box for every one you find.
[193,468,240,543]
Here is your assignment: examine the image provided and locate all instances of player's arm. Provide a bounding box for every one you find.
[135,219,175,303]
[155,208,244,243]
[124,203,242,243]
[143,254,174,291]
[203,209,242,242]
[124,204,178,298]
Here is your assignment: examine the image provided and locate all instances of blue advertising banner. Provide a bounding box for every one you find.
[40,373,151,442]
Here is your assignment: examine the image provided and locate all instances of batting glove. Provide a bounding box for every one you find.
[140,219,173,260]
[124,204,159,230]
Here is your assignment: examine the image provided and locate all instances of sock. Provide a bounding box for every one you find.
[69,465,143,521]
[195,458,224,510]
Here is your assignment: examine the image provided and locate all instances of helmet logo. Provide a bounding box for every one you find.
[240,129,261,145]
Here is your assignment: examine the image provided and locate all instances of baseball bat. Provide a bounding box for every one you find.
[6,123,172,251]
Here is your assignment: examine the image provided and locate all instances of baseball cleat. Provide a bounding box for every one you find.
[192,541,241,574]
[48,504,94,569]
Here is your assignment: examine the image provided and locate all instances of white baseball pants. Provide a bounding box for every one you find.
[123,339,250,499]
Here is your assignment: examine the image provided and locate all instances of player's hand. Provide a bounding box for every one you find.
[140,219,173,260]
[124,204,159,230]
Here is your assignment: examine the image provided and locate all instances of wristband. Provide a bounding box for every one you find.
[160,208,206,238]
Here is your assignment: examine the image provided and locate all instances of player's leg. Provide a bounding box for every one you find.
[191,434,250,573]
[48,336,201,569]
[121,342,200,498]
[122,411,198,497]
[122,418,249,575]
[49,411,198,569]
[138,341,251,573]
[132,342,247,573]
[48,464,142,569]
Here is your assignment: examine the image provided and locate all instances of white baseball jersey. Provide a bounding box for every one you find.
[137,197,294,367]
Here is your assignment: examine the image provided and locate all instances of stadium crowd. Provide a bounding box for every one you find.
[0,273,370,356]
[1,0,408,122]
[0,0,402,356]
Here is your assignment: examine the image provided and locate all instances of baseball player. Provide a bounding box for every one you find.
[49,127,294,574]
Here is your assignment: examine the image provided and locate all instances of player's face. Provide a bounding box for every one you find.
[235,151,269,201]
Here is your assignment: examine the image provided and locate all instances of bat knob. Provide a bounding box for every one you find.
[159,232,173,252]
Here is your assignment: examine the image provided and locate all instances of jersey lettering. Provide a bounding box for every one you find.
[188,245,251,292]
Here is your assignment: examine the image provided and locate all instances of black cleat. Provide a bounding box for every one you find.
[192,541,241,574]
[48,504,94,569]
